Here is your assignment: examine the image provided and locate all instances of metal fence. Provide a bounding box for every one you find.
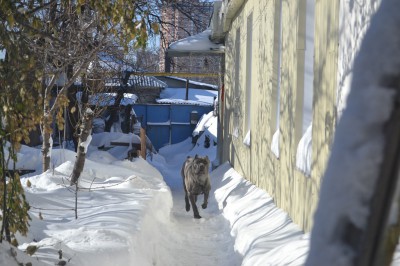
[133,104,213,150]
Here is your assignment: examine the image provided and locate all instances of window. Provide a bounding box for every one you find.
[233,27,241,138]
[271,0,283,158]
[244,13,253,147]
[296,0,315,176]
[301,0,314,135]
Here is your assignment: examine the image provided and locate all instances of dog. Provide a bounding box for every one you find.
[181,155,211,219]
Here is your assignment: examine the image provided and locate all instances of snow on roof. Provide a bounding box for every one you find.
[163,76,218,90]
[156,87,218,106]
[105,75,167,88]
[76,92,138,106]
[167,29,225,57]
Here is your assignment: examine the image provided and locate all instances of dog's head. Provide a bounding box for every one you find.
[192,155,210,175]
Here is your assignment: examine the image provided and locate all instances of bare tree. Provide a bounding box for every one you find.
[0,0,216,243]
[11,1,157,174]
[0,0,161,241]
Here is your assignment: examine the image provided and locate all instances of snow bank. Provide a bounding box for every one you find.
[189,114,218,162]
[192,111,216,137]
[1,110,313,265]
[16,150,172,266]
[212,163,308,266]
[0,241,45,266]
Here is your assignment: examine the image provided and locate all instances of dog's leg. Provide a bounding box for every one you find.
[185,195,190,212]
[189,194,201,219]
[202,190,209,209]
[183,181,190,212]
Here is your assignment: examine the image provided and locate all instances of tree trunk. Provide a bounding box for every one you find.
[41,71,57,173]
[67,86,79,151]
[41,113,52,172]
[66,64,80,151]
[0,137,7,243]
[105,90,124,132]
[70,108,94,185]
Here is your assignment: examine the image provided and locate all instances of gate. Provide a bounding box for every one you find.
[133,104,213,150]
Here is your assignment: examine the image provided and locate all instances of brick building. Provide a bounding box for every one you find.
[159,0,220,85]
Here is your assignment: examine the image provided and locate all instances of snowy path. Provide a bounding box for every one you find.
[149,143,241,266]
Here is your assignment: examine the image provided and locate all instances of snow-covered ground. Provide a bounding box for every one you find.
[1,112,310,266]
[4,0,400,260]
[2,87,400,265]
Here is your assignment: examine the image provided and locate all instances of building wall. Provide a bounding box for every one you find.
[221,0,341,232]
[159,0,219,84]
[307,0,340,231]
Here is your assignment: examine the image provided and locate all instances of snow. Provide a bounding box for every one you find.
[192,111,215,137]
[79,134,92,154]
[156,87,218,106]
[296,124,312,176]
[164,76,218,90]
[156,98,212,106]
[271,129,280,158]
[212,162,308,266]
[336,0,381,118]
[77,92,138,107]
[2,109,311,266]
[4,1,400,265]
[307,0,400,264]
[146,121,171,126]
[243,131,250,147]
[105,76,167,89]
[168,28,225,55]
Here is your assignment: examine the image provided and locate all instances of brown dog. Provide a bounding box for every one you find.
[181,155,211,219]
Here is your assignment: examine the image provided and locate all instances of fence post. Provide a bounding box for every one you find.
[140,127,146,158]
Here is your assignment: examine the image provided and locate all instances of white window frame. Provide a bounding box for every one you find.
[233,27,241,138]
[271,0,283,158]
[296,0,315,176]
[244,12,253,147]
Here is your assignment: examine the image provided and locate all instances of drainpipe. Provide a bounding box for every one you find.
[165,52,171,73]
[185,78,189,100]
[214,54,225,169]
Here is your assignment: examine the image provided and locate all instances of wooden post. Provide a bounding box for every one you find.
[355,91,400,266]
[185,78,189,100]
[165,53,171,73]
[140,127,146,159]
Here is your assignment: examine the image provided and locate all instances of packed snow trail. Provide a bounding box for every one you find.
[149,139,241,266]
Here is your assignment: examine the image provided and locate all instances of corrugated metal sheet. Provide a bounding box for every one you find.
[133,104,213,150]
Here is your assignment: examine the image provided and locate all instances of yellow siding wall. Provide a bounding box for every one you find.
[221,0,339,232]
[308,0,340,230]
